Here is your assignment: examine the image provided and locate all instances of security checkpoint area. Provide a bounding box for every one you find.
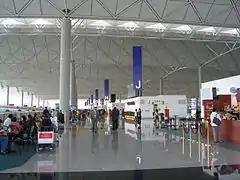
[0,0,240,180]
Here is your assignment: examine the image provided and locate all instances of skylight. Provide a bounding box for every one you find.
[31,19,53,25]
[2,19,24,25]
[172,25,191,31]
[198,27,216,33]
[221,28,239,35]
[90,20,110,27]
[119,21,139,28]
[146,23,166,31]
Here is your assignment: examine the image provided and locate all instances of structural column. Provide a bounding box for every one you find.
[21,90,24,106]
[30,93,34,107]
[159,78,164,95]
[197,66,202,110]
[6,85,9,106]
[37,96,40,108]
[59,18,71,122]
[70,60,78,108]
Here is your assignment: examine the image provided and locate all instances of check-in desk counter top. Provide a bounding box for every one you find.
[221,120,240,144]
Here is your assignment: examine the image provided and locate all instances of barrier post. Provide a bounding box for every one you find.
[198,122,201,162]
[189,122,192,158]
[206,123,210,167]
[182,122,185,154]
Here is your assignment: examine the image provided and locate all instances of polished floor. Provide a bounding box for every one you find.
[1,119,240,179]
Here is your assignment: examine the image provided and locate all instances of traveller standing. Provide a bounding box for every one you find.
[134,109,138,128]
[91,107,99,133]
[111,107,119,130]
[137,108,142,129]
[210,108,222,143]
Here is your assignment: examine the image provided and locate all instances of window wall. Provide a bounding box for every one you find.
[0,87,7,105]
[23,91,31,107]
[9,87,21,106]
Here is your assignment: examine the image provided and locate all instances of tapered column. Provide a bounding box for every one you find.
[59,18,71,122]
[6,85,9,106]
[159,78,164,95]
[197,66,202,110]
[37,96,40,108]
[21,90,24,106]
[70,60,78,108]
[30,93,34,107]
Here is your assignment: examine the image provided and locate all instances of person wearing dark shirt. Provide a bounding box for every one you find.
[24,114,34,136]
[41,113,52,127]
[111,107,119,130]
[43,107,49,116]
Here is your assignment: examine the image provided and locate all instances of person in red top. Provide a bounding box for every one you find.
[9,117,22,135]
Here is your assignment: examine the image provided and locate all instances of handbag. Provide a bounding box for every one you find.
[213,115,221,126]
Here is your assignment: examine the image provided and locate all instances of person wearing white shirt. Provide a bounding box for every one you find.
[3,114,13,127]
[210,108,222,143]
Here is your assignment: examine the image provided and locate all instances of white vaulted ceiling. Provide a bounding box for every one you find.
[0,0,239,99]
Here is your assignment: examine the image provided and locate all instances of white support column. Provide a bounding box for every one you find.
[70,60,78,108]
[21,90,24,106]
[60,18,71,122]
[197,67,202,110]
[159,78,164,95]
[30,93,34,107]
[6,85,9,106]
[37,96,40,108]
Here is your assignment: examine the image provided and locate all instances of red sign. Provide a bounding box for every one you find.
[39,133,53,139]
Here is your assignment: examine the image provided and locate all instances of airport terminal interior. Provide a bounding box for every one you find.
[1,0,240,180]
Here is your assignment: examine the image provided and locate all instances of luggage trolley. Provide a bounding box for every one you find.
[36,126,56,152]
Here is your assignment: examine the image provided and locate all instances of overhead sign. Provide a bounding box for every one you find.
[90,95,93,104]
[133,46,143,91]
[95,89,99,101]
[104,79,109,100]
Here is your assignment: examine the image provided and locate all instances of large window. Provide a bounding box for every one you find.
[9,87,21,106]
[23,92,31,107]
[0,87,7,105]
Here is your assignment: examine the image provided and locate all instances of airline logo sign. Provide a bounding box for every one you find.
[133,46,143,91]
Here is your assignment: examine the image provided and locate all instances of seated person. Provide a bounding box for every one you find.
[3,114,13,127]
[0,119,8,154]
[31,120,41,139]
[42,113,52,126]
[9,117,22,136]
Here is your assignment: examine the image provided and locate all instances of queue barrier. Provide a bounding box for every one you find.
[182,121,209,137]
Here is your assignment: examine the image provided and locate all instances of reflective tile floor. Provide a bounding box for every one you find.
[1,119,240,180]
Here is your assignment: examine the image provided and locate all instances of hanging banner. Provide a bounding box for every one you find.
[133,46,143,92]
[104,79,109,100]
[88,98,90,105]
[90,95,93,104]
[95,89,99,101]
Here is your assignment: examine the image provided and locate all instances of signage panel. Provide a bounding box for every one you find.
[104,79,109,100]
[133,46,143,92]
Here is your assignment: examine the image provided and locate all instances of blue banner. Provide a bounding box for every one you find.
[95,89,99,101]
[104,79,109,100]
[90,95,93,104]
[133,46,143,91]
[88,98,90,105]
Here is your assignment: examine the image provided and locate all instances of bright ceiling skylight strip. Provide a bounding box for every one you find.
[90,20,111,27]
[198,27,216,33]
[2,18,24,25]
[31,19,53,25]
[119,21,139,28]
[145,23,166,30]
[172,25,191,31]
[221,28,239,35]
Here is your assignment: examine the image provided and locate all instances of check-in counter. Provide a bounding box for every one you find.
[221,120,240,144]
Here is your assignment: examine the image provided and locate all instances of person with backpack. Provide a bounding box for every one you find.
[210,108,223,143]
